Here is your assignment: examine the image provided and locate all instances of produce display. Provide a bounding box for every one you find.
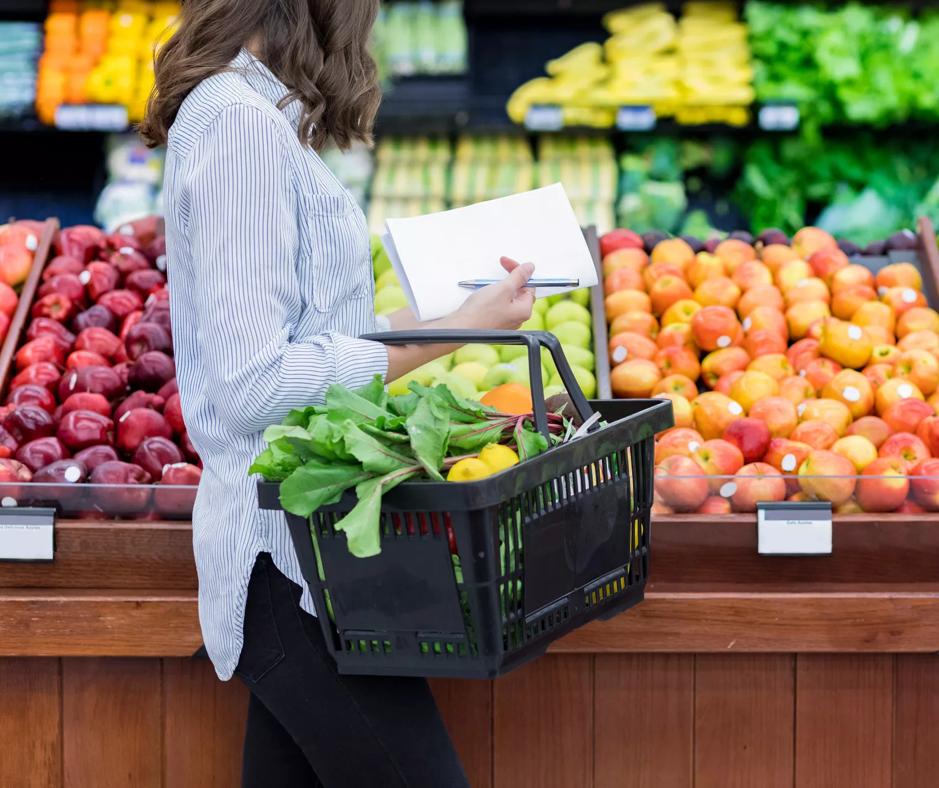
[252,375,555,558]
[372,237,598,402]
[0,217,201,515]
[599,225,939,514]
[374,0,467,79]
[748,2,939,129]
[368,135,617,234]
[0,22,42,120]
[94,134,167,230]
[507,2,754,128]
[36,0,180,125]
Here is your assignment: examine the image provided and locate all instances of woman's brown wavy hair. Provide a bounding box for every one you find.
[140,0,381,151]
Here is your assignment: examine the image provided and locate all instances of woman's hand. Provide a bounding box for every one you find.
[382,257,536,382]
[455,257,536,331]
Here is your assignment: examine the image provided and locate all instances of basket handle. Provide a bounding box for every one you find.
[361,329,596,439]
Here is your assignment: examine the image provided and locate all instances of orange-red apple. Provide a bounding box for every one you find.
[749,396,798,438]
[846,415,891,448]
[821,369,874,419]
[732,260,773,291]
[786,300,830,340]
[831,285,877,320]
[694,277,740,310]
[808,247,849,284]
[792,227,837,259]
[692,391,745,440]
[876,262,922,292]
[723,417,772,463]
[910,458,939,511]
[731,462,786,512]
[701,347,750,388]
[748,354,794,382]
[654,455,709,512]
[655,346,701,380]
[799,398,852,436]
[611,359,661,398]
[729,370,779,413]
[653,374,698,399]
[738,286,785,317]
[691,306,743,352]
[831,264,875,292]
[784,277,830,306]
[791,419,839,450]
[831,435,879,472]
[655,427,704,464]
[650,275,695,316]
[779,375,816,405]
[856,456,910,513]
[896,307,939,338]
[610,310,659,338]
[895,349,939,395]
[882,398,934,435]
[661,299,701,327]
[879,432,931,468]
[798,449,857,505]
[803,357,842,392]
[875,378,925,416]
[609,331,658,364]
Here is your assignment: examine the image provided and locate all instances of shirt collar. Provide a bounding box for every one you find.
[230,48,303,131]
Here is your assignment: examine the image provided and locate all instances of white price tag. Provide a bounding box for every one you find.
[55,104,129,132]
[524,105,564,132]
[758,103,800,132]
[757,502,832,556]
[616,105,656,131]
[0,508,55,562]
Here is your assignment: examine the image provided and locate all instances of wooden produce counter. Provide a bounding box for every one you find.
[2,513,938,788]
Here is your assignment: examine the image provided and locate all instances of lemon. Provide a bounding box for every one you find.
[447,458,493,482]
[479,444,520,474]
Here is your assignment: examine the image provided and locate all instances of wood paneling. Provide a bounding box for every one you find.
[694,655,794,788]
[0,523,197,590]
[430,679,493,788]
[652,515,939,588]
[62,658,162,788]
[894,654,939,788]
[555,592,939,653]
[0,591,201,656]
[795,655,893,788]
[163,659,249,788]
[594,654,693,788]
[494,655,594,788]
[0,658,61,788]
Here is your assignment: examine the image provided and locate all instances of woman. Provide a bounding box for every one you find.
[141,2,534,785]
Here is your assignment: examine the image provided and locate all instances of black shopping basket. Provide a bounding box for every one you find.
[258,330,673,678]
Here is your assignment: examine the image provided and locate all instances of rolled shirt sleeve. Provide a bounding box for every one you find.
[186,104,388,435]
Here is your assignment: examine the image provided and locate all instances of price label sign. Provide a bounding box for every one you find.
[0,508,55,562]
[55,104,129,132]
[757,502,832,556]
[758,103,800,132]
[616,105,656,131]
[524,104,564,132]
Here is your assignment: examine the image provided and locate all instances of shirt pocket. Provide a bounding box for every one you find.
[305,192,371,313]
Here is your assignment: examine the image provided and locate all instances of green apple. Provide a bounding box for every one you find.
[386,360,447,396]
[545,301,591,330]
[454,344,500,367]
[373,249,392,278]
[508,358,551,385]
[438,372,478,400]
[375,268,400,291]
[546,293,567,306]
[483,363,528,390]
[550,364,597,398]
[544,384,565,398]
[374,286,408,315]
[437,352,455,371]
[562,345,595,370]
[533,298,549,316]
[520,313,545,331]
[450,362,489,388]
[570,288,591,308]
[551,321,592,349]
[499,345,527,363]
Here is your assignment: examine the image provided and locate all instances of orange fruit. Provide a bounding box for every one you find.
[481,383,533,416]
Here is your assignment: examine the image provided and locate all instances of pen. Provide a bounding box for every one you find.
[458,278,580,290]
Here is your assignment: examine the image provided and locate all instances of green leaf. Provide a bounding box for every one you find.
[448,420,507,453]
[410,382,493,423]
[279,460,372,517]
[248,439,303,481]
[357,375,389,409]
[282,405,324,428]
[336,468,419,558]
[325,384,393,425]
[307,416,356,463]
[341,421,415,474]
[515,422,549,462]
[405,394,450,481]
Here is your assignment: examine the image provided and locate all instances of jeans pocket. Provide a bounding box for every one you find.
[235,555,286,684]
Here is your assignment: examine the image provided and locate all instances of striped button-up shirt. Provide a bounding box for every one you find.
[163,49,389,679]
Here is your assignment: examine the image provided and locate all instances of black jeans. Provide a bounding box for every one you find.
[235,552,470,788]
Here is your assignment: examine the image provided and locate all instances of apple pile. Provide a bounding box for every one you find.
[371,238,598,400]
[600,226,939,515]
[0,217,201,516]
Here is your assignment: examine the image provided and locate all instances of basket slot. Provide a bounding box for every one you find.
[584,568,629,609]
[524,599,571,642]
[418,632,471,659]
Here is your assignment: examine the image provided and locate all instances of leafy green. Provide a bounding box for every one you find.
[253,376,555,558]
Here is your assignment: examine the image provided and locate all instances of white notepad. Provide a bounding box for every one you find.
[381,183,598,322]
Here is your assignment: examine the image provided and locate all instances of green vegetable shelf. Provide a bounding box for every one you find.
[259,330,673,678]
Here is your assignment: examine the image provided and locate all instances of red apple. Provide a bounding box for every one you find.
[856,458,910,513]
[654,455,709,512]
[731,462,786,512]
[722,418,771,464]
